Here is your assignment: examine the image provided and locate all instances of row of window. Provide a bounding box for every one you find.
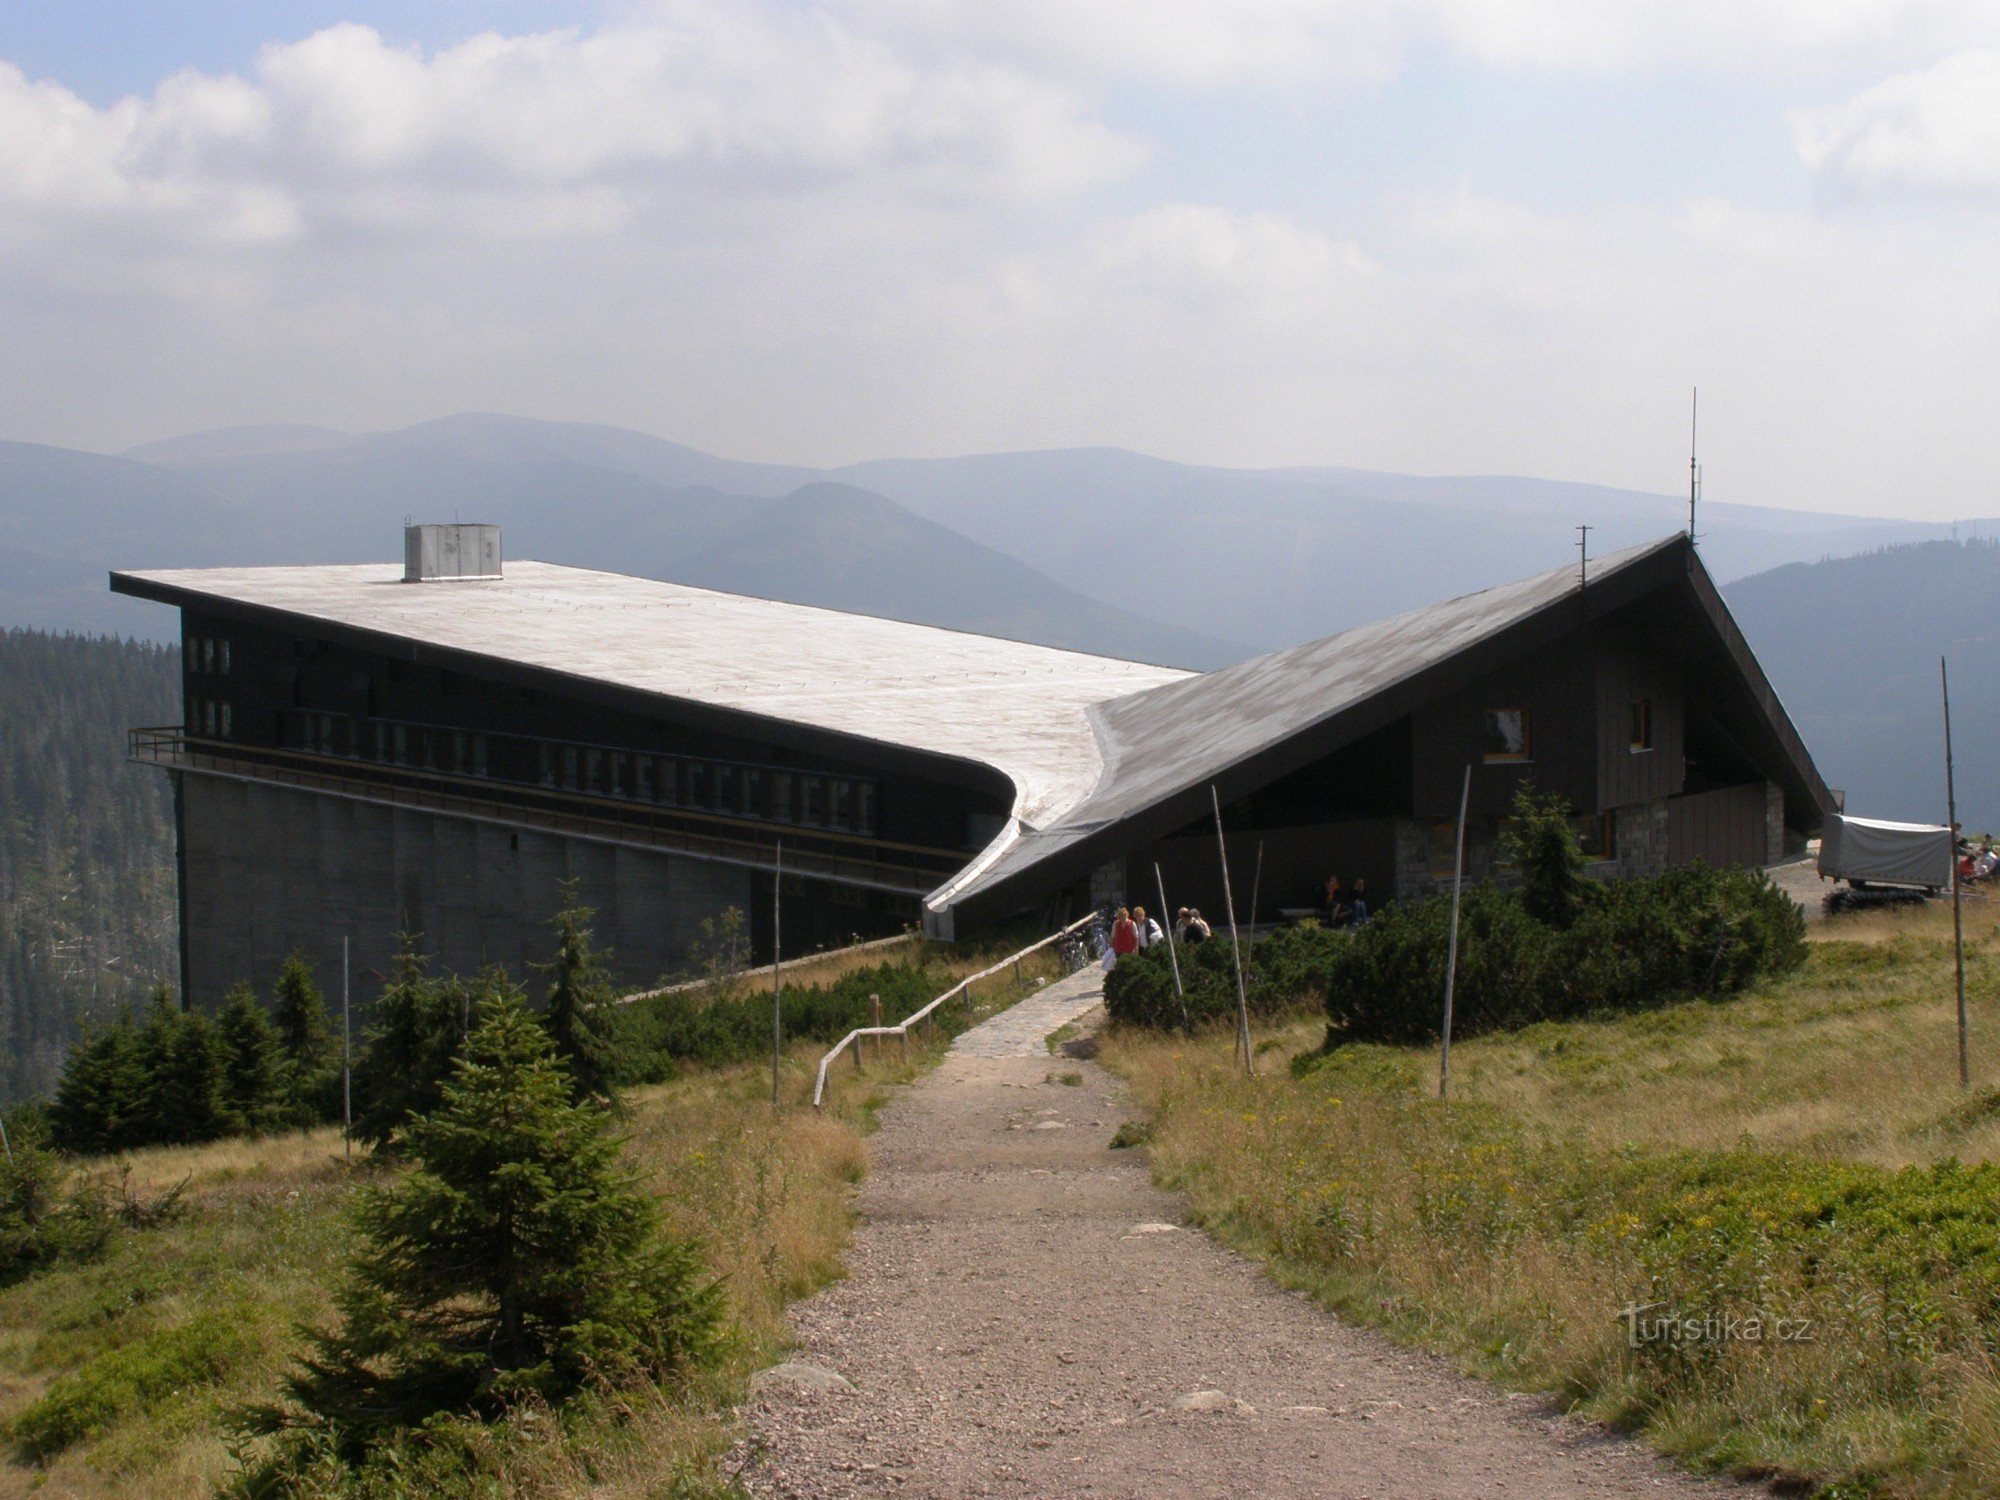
[284,710,879,836]
[187,637,233,675]
[1478,698,1654,765]
[189,696,233,739]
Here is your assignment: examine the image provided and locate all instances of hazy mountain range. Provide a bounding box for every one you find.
[0,410,1989,817]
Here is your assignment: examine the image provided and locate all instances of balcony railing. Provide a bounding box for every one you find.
[129,726,963,896]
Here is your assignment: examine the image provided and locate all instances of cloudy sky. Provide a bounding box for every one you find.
[3,1,1998,518]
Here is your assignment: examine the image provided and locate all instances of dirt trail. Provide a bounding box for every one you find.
[739,968,1739,1499]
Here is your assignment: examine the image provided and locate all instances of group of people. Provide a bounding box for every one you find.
[1321,874,1371,928]
[1959,838,1999,884]
[1101,903,1215,968]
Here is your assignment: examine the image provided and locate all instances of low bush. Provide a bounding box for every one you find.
[10,1311,255,1461]
[1316,862,1804,1045]
[613,960,966,1081]
[0,1143,113,1285]
[1104,923,1344,1029]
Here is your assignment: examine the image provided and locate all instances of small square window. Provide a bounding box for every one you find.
[1481,708,1531,763]
[1578,811,1617,861]
[1629,699,1653,752]
[1428,821,1462,879]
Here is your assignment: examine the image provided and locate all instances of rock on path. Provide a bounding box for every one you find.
[738,968,1743,1498]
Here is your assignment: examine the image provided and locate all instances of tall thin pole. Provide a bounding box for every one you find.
[1211,786,1255,1076]
[341,936,352,1163]
[1688,387,1700,544]
[1154,862,1189,1031]
[1945,659,1968,1089]
[772,840,784,1107]
[1439,765,1472,1100]
[1249,841,1266,935]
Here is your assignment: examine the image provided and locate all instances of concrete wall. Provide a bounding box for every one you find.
[180,774,751,1016]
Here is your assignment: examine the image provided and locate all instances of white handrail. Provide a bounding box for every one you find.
[810,913,1096,1108]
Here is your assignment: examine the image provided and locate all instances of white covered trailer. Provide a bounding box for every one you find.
[1817,814,1953,892]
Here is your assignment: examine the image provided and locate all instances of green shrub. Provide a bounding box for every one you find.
[0,1143,113,1285]
[1104,925,1340,1030]
[1314,863,1806,1047]
[10,1311,253,1460]
[612,960,965,1081]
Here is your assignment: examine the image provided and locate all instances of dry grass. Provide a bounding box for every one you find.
[0,1016,945,1499]
[1101,898,2000,1498]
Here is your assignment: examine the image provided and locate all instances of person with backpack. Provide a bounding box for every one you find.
[1109,907,1139,965]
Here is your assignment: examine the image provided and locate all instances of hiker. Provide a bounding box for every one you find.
[1349,878,1371,926]
[1174,907,1191,943]
[1322,875,1351,928]
[1183,907,1212,944]
[1133,904,1164,949]
[1110,907,1139,962]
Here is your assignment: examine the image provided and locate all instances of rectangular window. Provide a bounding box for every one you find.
[221,702,233,739]
[585,749,604,794]
[770,771,792,823]
[203,699,217,736]
[855,781,876,835]
[1481,708,1531,763]
[219,640,232,674]
[1629,698,1653,752]
[831,778,853,830]
[799,776,823,826]
[561,745,579,790]
[634,757,652,802]
[657,757,679,806]
[687,761,709,809]
[741,767,762,818]
[611,753,629,798]
[714,764,736,813]
[393,724,409,765]
[202,638,215,674]
[539,743,556,786]
[474,736,488,777]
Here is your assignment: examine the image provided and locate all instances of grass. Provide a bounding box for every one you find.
[0,945,1033,1499]
[1102,897,2000,1499]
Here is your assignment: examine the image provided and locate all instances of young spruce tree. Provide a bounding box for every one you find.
[269,994,718,1456]
[216,984,289,1133]
[272,952,334,1121]
[349,940,476,1150]
[48,1017,143,1156]
[539,899,618,1102]
[1505,783,1590,931]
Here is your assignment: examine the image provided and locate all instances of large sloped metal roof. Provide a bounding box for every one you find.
[109,560,1190,834]
[926,533,1832,928]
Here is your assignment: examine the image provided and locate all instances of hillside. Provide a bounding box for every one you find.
[0,631,180,1105]
[1725,539,1999,824]
[0,412,1979,659]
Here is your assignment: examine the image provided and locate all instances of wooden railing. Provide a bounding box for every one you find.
[810,913,1095,1109]
[129,726,962,896]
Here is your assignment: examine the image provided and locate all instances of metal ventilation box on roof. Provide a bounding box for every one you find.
[404,524,502,582]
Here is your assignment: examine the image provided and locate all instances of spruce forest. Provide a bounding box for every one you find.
[0,630,179,1106]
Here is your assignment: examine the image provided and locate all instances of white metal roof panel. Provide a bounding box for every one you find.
[111,560,1190,833]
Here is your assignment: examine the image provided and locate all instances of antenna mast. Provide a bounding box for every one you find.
[1576,524,1591,590]
[1688,387,1700,545]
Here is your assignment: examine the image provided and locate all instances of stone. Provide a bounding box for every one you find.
[1173,1389,1251,1414]
[1124,1222,1178,1235]
[751,1360,856,1396]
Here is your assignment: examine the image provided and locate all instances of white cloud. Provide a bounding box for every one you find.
[1792,47,2000,195]
[0,6,1142,256]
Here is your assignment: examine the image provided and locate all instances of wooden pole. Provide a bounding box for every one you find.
[1440,765,1472,1100]
[1945,659,1968,1090]
[1249,841,1265,935]
[1211,786,1255,1076]
[1155,861,1189,1031]
[772,840,784,1107]
[341,938,354,1159]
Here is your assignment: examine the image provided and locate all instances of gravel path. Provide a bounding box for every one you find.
[737,969,1742,1499]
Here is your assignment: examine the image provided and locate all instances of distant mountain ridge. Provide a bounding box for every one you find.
[1724,540,2000,827]
[1,410,1987,679]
